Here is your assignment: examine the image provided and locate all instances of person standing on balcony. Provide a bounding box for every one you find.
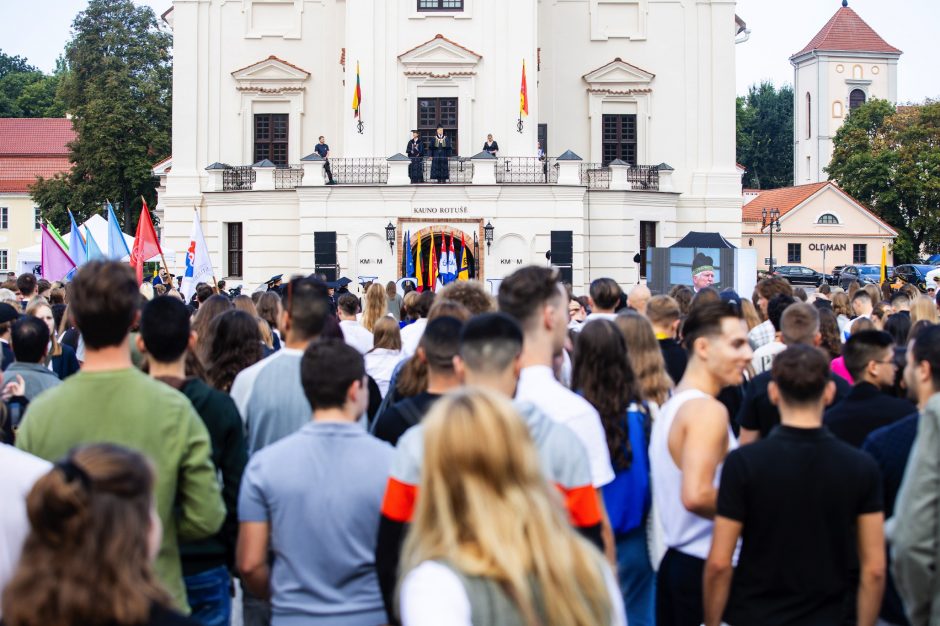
[483,133,499,156]
[406,130,424,184]
[314,135,335,185]
[430,127,450,184]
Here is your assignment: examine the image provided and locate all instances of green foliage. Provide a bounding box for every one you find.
[30,0,171,232]
[736,82,795,190]
[0,50,66,117]
[0,50,37,78]
[826,99,940,263]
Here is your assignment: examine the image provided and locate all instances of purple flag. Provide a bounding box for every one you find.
[41,223,76,281]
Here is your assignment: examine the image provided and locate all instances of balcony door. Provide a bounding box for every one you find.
[418,98,458,154]
[254,114,289,166]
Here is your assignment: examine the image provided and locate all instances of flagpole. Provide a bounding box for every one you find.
[193,206,219,291]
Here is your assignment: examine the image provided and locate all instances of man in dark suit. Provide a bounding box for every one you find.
[738,302,851,443]
[0,303,20,371]
[647,294,686,384]
[824,329,916,447]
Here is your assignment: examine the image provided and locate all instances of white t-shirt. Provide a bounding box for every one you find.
[400,318,428,357]
[339,320,374,355]
[572,312,618,332]
[751,341,786,375]
[364,348,403,398]
[515,365,615,487]
[0,445,51,618]
[399,560,626,626]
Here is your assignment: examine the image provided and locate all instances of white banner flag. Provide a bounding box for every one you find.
[180,211,214,302]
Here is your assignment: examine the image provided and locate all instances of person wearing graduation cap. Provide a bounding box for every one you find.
[406,130,424,184]
[266,274,284,292]
[691,253,716,293]
[429,126,451,184]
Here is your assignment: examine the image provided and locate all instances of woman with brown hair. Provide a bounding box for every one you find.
[365,316,402,398]
[25,298,80,379]
[386,281,403,322]
[362,282,389,333]
[191,295,233,365]
[614,312,673,407]
[2,443,199,626]
[832,292,852,337]
[205,310,263,393]
[255,291,283,351]
[399,388,625,625]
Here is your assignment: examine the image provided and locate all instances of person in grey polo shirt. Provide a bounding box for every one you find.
[6,316,61,403]
[237,339,393,626]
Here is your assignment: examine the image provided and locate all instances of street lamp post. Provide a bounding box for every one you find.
[761,207,781,274]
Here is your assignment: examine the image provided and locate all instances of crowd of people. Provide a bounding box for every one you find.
[2,260,940,626]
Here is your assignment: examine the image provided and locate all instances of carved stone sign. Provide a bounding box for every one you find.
[413,206,469,215]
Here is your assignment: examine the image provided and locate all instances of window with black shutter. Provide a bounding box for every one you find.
[550,231,573,285]
[227,223,243,278]
[314,232,338,281]
[418,0,463,11]
[254,114,289,166]
[601,114,637,166]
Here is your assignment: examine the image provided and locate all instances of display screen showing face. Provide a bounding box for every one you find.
[645,247,752,296]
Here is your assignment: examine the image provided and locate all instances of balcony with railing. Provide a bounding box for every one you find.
[207,153,673,193]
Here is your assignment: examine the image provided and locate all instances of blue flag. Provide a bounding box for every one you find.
[106,202,131,260]
[67,210,87,267]
[85,226,105,261]
[405,231,415,279]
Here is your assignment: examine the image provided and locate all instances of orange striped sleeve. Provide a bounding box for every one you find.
[381,477,418,523]
[555,483,602,527]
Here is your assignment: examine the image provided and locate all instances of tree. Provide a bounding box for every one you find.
[0,50,37,78]
[826,99,940,263]
[736,82,794,190]
[30,0,171,231]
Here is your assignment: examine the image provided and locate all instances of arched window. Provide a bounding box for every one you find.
[833,101,843,118]
[850,89,866,111]
[817,213,839,225]
[853,65,864,80]
[806,93,812,139]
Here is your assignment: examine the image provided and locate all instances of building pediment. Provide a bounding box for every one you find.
[582,57,654,91]
[231,55,310,92]
[399,34,482,73]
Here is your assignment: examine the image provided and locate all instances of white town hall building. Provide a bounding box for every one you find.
[155,0,747,291]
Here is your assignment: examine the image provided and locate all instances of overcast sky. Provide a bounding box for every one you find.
[1,0,938,103]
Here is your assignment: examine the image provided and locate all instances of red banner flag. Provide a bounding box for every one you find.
[129,198,163,284]
[428,232,438,292]
[520,60,529,117]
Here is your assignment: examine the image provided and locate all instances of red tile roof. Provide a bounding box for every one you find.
[0,118,75,156]
[792,6,901,58]
[0,156,71,192]
[742,182,829,222]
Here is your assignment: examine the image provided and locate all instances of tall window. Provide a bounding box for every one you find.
[853,243,867,264]
[0,250,7,271]
[787,243,802,264]
[806,93,812,139]
[417,0,463,9]
[417,97,458,154]
[0,207,7,230]
[601,114,637,166]
[817,213,838,225]
[227,222,243,278]
[849,89,866,112]
[33,207,41,230]
[253,114,289,166]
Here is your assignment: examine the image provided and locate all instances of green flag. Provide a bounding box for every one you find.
[46,219,69,252]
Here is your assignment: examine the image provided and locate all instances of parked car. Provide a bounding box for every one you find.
[894,264,937,292]
[839,264,895,290]
[829,266,845,285]
[772,265,830,287]
[924,254,940,265]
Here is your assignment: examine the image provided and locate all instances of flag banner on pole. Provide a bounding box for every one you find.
[67,210,87,267]
[457,232,470,281]
[444,233,457,284]
[129,199,164,284]
[352,61,362,118]
[41,223,76,282]
[181,211,214,302]
[429,232,438,292]
[47,221,68,252]
[106,201,131,260]
[85,226,105,261]
[880,245,887,284]
[520,60,529,118]
[405,231,415,279]
[415,232,424,291]
[437,233,447,289]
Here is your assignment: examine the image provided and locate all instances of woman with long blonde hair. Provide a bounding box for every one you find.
[25,297,80,379]
[362,282,388,333]
[614,312,673,407]
[911,295,939,325]
[399,388,625,626]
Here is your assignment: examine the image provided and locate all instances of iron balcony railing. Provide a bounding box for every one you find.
[330,158,389,185]
[580,163,610,189]
[628,165,660,191]
[274,166,304,189]
[222,166,255,191]
[495,157,558,184]
[421,157,473,184]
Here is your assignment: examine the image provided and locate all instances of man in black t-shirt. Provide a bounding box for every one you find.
[739,302,850,443]
[647,295,687,384]
[704,345,886,626]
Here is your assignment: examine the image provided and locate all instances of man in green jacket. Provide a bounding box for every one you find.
[16,261,225,612]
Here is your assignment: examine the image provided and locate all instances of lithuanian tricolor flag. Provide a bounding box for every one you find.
[352,61,362,118]
[519,60,529,117]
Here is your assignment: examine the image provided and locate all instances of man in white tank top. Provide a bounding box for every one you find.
[649,301,752,626]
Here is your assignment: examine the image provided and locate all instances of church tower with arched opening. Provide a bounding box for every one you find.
[791,0,901,185]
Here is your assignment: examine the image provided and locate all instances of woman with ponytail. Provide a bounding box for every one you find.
[1,443,198,626]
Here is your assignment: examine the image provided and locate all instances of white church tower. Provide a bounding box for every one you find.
[791,0,901,185]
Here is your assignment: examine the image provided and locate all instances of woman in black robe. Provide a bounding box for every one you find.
[406,130,424,184]
[429,127,451,183]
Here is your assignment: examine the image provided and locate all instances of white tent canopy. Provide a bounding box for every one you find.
[17,214,175,275]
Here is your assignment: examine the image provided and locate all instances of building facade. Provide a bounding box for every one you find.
[157,0,746,291]
[742,181,896,274]
[791,2,901,185]
[0,118,75,274]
